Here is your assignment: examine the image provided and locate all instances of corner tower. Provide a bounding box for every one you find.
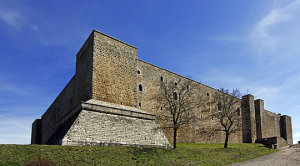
[280,115,293,144]
[91,30,138,107]
[32,30,170,147]
[241,94,256,143]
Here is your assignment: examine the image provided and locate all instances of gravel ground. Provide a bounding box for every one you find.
[229,147,300,166]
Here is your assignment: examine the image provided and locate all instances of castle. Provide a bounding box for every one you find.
[31,30,293,147]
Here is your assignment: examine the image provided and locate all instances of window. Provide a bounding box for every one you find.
[173,92,178,100]
[137,70,141,74]
[207,93,210,97]
[160,76,163,82]
[175,82,178,86]
[139,84,143,92]
[139,102,141,107]
[236,108,240,116]
[217,102,222,112]
[187,85,190,91]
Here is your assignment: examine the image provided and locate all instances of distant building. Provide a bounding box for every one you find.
[31,30,293,147]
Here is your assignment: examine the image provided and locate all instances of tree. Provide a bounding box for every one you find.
[153,78,205,149]
[210,88,242,148]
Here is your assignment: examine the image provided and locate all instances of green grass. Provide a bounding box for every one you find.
[0,143,277,166]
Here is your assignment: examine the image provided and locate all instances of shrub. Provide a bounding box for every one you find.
[25,153,53,166]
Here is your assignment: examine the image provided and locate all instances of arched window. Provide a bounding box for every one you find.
[160,76,163,82]
[139,102,141,107]
[139,84,143,92]
[173,92,178,100]
[207,93,210,97]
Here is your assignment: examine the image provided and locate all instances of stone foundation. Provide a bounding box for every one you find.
[61,100,171,148]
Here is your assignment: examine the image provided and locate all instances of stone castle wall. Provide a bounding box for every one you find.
[32,30,292,146]
[39,76,76,144]
[92,32,138,107]
[262,110,281,138]
[137,60,243,143]
[36,33,95,144]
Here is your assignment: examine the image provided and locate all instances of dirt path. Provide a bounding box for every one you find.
[229,147,300,166]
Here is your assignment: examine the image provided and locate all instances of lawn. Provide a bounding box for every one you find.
[0,143,277,166]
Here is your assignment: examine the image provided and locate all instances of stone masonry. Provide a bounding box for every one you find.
[31,30,293,147]
[241,95,256,143]
[62,100,170,147]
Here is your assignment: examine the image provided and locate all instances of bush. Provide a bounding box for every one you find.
[25,153,53,166]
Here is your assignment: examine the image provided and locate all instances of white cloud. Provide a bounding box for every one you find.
[0,77,38,97]
[249,0,300,58]
[0,82,32,96]
[0,10,26,30]
[0,114,32,144]
[252,86,279,99]
[0,4,39,33]
[209,35,243,42]
[195,1,300,141]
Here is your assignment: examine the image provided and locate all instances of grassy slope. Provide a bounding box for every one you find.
[0,143,277,166]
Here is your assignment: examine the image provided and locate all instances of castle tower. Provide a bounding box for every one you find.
[280,115,293,144]
[32,30,170,147]
[254,99,264,139]
[91,31,138,107]
[241,94,256,143]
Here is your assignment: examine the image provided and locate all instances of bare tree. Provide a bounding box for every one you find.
[210,88,242,148]
[153,78,206,149]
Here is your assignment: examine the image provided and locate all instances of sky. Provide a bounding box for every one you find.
[0,0,299,144]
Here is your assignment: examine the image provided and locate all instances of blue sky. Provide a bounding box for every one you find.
[0,0,299,144]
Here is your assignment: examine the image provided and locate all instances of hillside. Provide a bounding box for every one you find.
[0,143,277,166]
